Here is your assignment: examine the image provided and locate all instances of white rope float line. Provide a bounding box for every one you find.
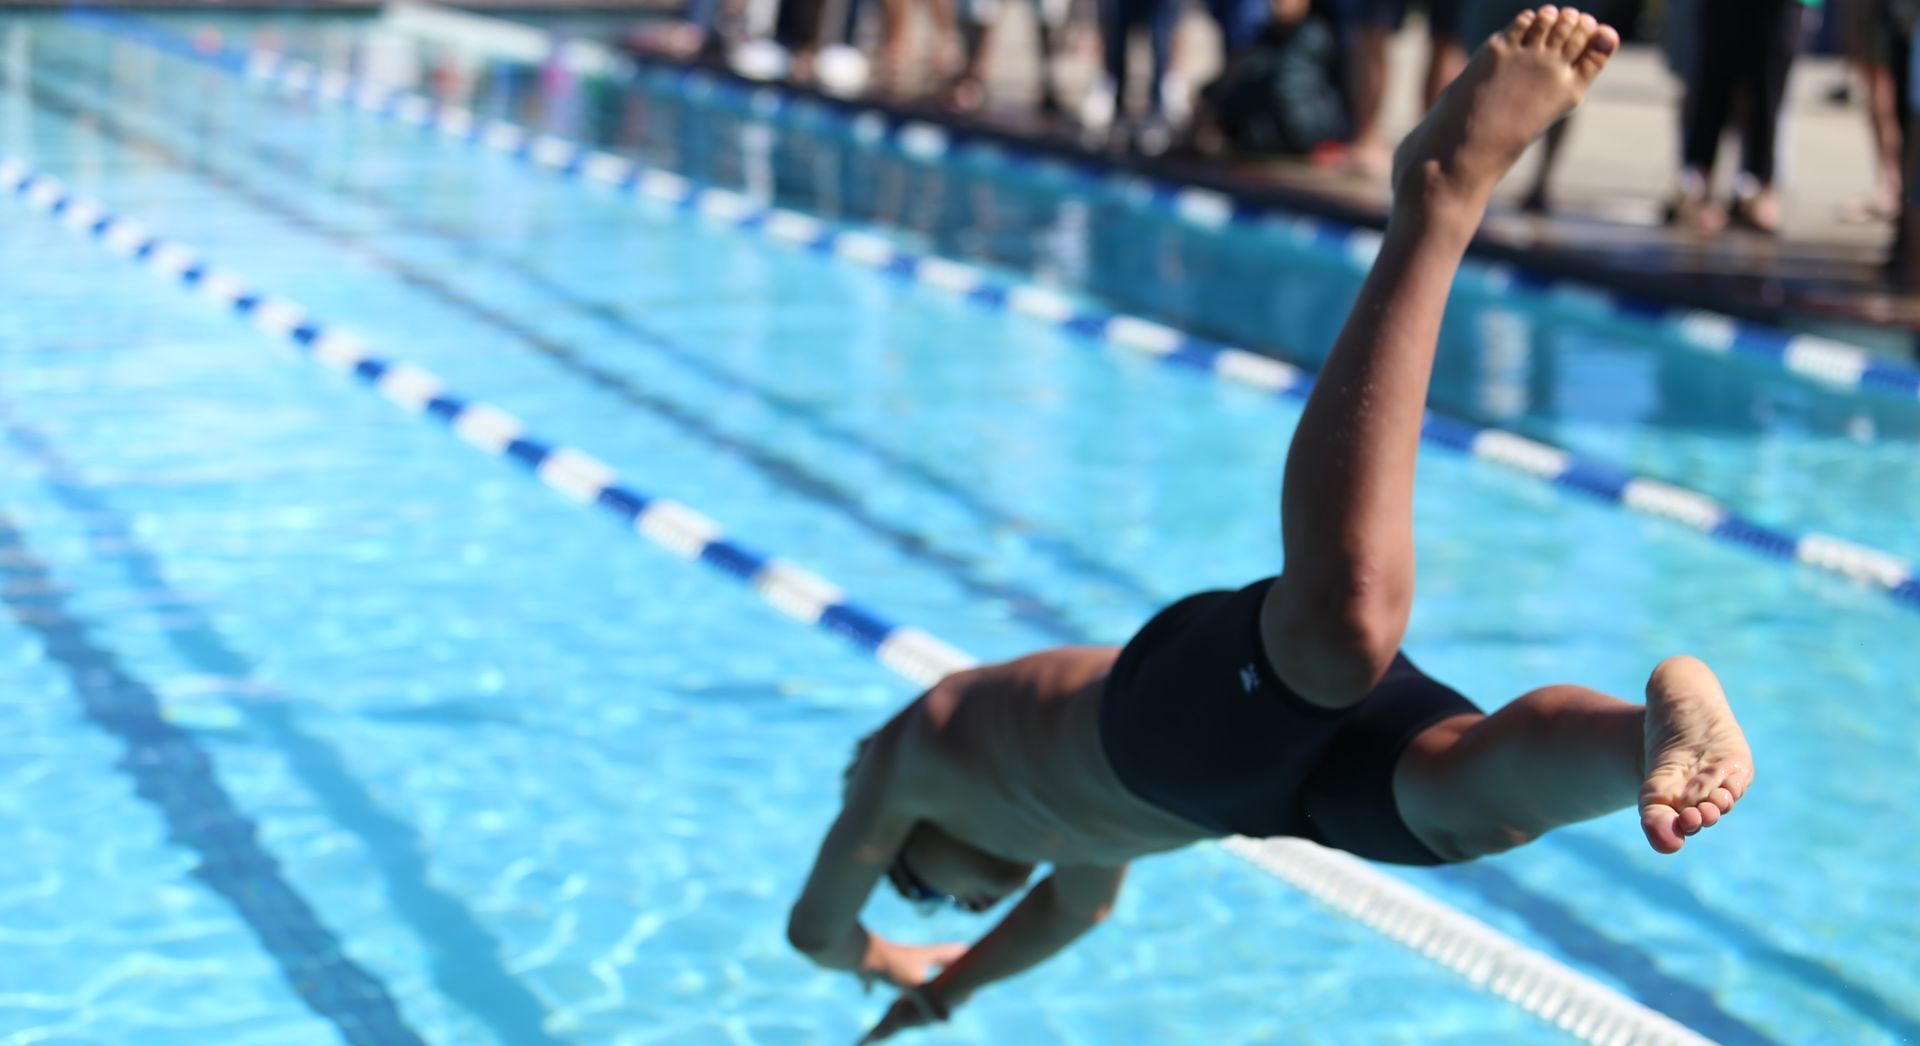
[101,26,1915,616]
[2,157,1713,1046]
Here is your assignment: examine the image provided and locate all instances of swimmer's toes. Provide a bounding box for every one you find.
[1695,802,1721,828]
[1574,25,1619,80]
[1641,806,1685,854]
[1521,7,1557,46]
[1562,13,1597,59]
[1543,7,1580,51]
[1677,805,1703,834]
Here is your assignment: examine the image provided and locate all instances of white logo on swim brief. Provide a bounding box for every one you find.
[1239,663,1259,694]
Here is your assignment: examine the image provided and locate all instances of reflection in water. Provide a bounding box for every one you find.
[1472,307,1534,423]
[3,24,28,157]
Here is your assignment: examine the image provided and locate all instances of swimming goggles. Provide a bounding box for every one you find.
[887,855,987,914]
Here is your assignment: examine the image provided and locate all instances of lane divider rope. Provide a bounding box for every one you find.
[1,156,1714,1046]
[65,11,1920,616]
[375,0,1920,405]
[624,60,1920,404]
[0,158,969,691]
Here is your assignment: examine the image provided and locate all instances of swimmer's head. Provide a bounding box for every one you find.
[843,734,1034,914]
[886,823,1035,916]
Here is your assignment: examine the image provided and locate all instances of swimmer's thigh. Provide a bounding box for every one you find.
[1296,655,1480,866]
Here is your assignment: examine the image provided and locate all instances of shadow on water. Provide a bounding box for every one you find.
[0,416,561,1046]
[0,513,424,1045]
[1550,833,1920,1041]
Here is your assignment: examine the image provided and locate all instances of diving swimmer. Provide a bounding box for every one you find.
[788,9,1755,1038]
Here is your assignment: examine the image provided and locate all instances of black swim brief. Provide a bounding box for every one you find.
[1099,578,1481,865]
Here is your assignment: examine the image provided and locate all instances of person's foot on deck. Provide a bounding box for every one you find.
[1639,656,1754,854]
[1391,6,1619,212]
[1341,138,1392,180]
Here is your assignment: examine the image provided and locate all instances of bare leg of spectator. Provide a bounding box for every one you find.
[878,0,909,92]
[1347,23,1396,175]
[1520,116,1569,212]
[930,0,965,78]
[1426,35,1469,109]
[947,0,995,111]
[1423,0,1468,109]
[1840,1,1904,220]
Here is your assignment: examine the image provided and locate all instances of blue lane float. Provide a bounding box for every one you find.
[57,12,1920,616]
[1,152,1716,1046]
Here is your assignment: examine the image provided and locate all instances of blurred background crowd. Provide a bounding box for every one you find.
[628,0,1920,276]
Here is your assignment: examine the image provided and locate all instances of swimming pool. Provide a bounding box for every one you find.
[3,10,1918,1043]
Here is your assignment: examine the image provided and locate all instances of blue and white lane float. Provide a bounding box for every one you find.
[169,0,1920,406]
[1,158,1711,1046]
[62,12,1920,616]
[629,64,1920,403]
[0,160,968,690]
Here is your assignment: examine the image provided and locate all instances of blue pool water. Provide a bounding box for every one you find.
[3,13,1918,1044]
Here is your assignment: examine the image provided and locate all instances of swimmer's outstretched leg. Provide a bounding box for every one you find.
[1261,6,1620,707]
[1257,7,1754,858]
[1395,657,1754,858]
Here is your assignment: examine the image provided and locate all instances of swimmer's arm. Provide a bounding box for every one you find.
[788,716,923,976]
[926,864,1126,1010]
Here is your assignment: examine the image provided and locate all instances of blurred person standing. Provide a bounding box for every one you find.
[1897,0,1920,283]
[1339,0,1469,175]
[1665,0,1821,235]
[1839,0,1913,224]
[946,0,1072,114]
[1083,0,1181,150]
[874,0,964,94]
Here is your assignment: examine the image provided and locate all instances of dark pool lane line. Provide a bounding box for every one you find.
[0,511,424,1045]
[20,49,1820,1043]
[21,72,1099,649]
[0,413,564,1045]
[1547,834,1920,1041]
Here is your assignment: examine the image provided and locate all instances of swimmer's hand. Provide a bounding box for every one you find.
[858,982,955,1043]
[857,937,967,992]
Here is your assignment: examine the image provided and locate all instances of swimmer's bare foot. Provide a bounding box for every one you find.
[1391,6,1619,216]
[1639,656,1754,854]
